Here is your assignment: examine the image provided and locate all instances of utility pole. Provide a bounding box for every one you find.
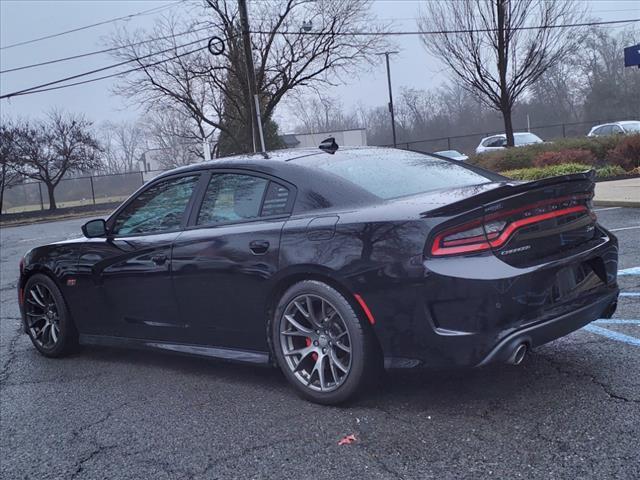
[377,51,399,147]
[237,0,265,153]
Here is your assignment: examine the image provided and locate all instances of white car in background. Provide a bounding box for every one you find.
[587,121,640,137]
[475,132,544,155]
[434,150,469,161]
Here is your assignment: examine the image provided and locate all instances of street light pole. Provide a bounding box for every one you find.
[377,51,399,147]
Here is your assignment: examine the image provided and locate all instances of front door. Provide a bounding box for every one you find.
[78,173,201,341]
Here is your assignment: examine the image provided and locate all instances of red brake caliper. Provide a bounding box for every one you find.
[305,337,318,361]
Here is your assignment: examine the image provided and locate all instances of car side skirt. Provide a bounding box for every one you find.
[79,335,271,365]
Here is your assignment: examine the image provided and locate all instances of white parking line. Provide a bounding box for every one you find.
[620,293,640,297]
[609,225,640,232]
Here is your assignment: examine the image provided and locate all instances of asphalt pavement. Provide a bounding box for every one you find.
[1,208,639,480]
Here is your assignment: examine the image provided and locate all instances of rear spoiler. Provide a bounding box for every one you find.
[421,170,596,218]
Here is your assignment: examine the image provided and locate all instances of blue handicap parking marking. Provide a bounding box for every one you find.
[618,266,640,276]
[583,324,640,347]
[594,319,640,325]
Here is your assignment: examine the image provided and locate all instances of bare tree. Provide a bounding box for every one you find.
[287,94,361,133]
[13,111,101,210]
[0,121,23,214]
[419,0,588,146]
[99,120,148,173]
[110,0,387,154]
[143,107,203,170]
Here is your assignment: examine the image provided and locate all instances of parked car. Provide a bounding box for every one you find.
[476,132,544,155]
[18,145,619,404]
[587,121,640,137]
[434,149,469,161]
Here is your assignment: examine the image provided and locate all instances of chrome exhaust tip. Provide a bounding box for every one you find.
[508,343,528,365]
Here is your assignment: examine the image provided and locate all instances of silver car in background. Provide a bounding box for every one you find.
[475,132,544,155]
[587,121,640,137]
[434,150,469,161]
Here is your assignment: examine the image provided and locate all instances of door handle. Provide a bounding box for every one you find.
[151,254,168,265]
[249,240,270,255]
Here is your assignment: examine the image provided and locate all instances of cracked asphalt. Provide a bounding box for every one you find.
[1,207,639,480]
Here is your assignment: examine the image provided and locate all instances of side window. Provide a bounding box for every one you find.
[112,175,199,236]
[600,125,612,135]
[485,137,506,147]
[261,182,291,216]
[611,125,623,134]
[197,173,268,226]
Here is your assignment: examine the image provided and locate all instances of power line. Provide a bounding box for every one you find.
[0,36,221,100]
[5,44,212,98]
[250,17,640,36]
[0,1,184,51]
[0,25,213,74]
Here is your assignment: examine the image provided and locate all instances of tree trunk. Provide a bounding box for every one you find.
[45,182,57,210]
[502,104,515,148]
[0,184,4,215]
[495,0,515,147]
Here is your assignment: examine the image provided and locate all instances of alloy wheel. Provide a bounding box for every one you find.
[279,294,352,392]
[25,283,61,349]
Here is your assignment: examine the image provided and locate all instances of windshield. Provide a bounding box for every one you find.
[293,149,491,200]
[514,133,542,145]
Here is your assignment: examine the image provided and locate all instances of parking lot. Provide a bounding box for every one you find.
[1,207,639,480]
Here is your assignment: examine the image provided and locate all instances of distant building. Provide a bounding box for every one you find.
[281,128,367,149]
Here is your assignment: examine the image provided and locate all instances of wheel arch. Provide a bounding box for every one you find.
[264,266,382,364]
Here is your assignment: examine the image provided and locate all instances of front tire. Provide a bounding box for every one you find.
[23,274,78,358]
[272,280,376,404]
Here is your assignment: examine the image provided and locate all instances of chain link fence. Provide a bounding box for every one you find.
[389,119,617,154]
[1,170,170,215]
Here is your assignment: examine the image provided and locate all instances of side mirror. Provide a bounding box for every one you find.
[82,219,107,238]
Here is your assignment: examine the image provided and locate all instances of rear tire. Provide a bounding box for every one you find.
[272,280,377,405]
[23,274,78,358]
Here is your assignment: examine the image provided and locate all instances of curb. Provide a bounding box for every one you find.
[593,200,640,208]
[0,210,113,228]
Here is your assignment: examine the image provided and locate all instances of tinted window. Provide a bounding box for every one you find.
[197,174,268,226]
[261,182,290,216]
[293,150,491,200]
[113,175,199,235]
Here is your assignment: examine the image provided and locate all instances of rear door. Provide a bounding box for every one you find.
[171,170,294,351]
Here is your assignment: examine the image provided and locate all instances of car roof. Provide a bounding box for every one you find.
[479,132,538,141]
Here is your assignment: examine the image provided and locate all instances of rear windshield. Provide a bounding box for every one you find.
[293,149,491,199]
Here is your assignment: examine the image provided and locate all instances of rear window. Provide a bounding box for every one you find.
[293,149,491,200]
[515,133,542,145]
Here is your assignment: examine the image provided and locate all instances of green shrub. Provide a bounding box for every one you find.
[502,163,628,181]
[533,149,596,167]
[605,134,640,170]
[595,165,627,178]
[468,134,630,171]
[502,163,592,181]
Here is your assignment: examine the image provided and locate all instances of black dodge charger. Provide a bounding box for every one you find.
[18,146,619,404]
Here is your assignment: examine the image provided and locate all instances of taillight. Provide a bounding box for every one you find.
[431,202,589,257]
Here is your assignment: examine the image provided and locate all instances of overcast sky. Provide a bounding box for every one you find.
[1,0,638,132]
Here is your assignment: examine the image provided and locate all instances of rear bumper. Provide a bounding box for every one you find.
[364,229,619,369]
[475,289,617,366]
